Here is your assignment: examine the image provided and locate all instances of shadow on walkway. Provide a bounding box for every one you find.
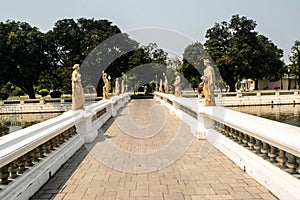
[30,116,116,200]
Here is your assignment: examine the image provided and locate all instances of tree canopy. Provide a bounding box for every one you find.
[0,18,168,98]
[0,21,50,98]
[204,14,285,91]
[289,40,300,88]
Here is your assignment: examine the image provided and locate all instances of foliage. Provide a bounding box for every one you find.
[0,92,9,100]
[289,40,300,87]
[0,20,51,98]
[204,14,284,91]
[38,89,49,97]
[11,86,25,96]
[49,91,62,98]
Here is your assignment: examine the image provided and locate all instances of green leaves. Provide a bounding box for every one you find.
[204,14,284,91]
[0,20,49,98]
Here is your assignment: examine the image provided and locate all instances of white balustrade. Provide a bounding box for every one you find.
[154,92,300,200]
[0,93,130,200]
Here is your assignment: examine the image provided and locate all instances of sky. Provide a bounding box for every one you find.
[1,0,299,63]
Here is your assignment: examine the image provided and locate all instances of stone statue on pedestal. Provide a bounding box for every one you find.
[71,64,85,110]
[115,78,120,96]
[173,71,181,97]
[102,71,110,100]
[159,79,163,92]
[121,79,125,94]
[164,76,169,94]
[200,59,216,106]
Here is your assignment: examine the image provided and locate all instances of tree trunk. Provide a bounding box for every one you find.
[255,79,259,90]
[96,79,104,97]
[229,82,236,92]
[23,85,36,99]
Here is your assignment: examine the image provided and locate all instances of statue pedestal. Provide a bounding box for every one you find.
[196,104,214,140]
[75,110,97,143]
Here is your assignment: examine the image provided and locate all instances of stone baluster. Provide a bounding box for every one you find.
[247,136,255,150]
[228,127,233,139]
[276,149,287,169]
[52,137,59,148]
[32,148,41,163]
[63,130,70,141]
[8,161,19,179]
[25,151,35,167]
[254,139,262,154]
[286,154,298,174]
[220,123,226,135]
[48,140,55,151]
[43,142,52,154]
[268,145,278,163]
[242,134,249,147]
[297,159,300,174]
[39,145,46,158]
[17,156,27,174]
[260,142,269,159]
[223,125,229,137]
[71,126,77,136]
[58,134,64,145]
[232,129,238,141]
[0,164,11,185]
[237,131,243,144]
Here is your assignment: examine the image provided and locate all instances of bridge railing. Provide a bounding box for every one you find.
[0,94,130,200]
[154,92,300,200]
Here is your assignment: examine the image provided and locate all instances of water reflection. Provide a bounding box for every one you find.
[0,113,61,137]
[228,104,300,128]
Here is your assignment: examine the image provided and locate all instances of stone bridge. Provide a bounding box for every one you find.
[1,93,299,200]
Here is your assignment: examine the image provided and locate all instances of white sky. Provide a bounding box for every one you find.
[1,0,299,63]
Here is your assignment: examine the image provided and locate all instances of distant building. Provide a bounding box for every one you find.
[240,79,255,91]
[257,74,298,90]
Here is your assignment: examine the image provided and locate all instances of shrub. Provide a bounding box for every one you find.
[12,87,25,96]
[50,91,62,98]
[0,92,9,100]
[39,89,49,97]
[197,86,203,93]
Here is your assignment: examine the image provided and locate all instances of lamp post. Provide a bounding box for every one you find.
[155,74,158,91]
[288,68,291,90]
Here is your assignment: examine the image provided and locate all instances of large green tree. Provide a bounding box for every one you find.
[39,18,123,94]
[0,21,50,98]
[289,40,300,88]
[204,14,284,91]
[179,42,209,89]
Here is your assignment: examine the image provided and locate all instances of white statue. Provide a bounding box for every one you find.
[71,64,85,110]
[164,76,169,94]
[159,79,163,92]
[173,71,181,97]
[121,79,125,94]
[102,71,110,100]
[200,59,216,106]
[115,78,120,96]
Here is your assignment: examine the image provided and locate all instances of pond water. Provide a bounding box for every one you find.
[228,104,300,128]
[0,113,61,137]
[1,104,299,137]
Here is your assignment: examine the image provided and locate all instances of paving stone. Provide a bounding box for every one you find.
[29,99,278,200]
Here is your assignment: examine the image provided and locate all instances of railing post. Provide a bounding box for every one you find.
[111,97,118,117]
[0,164,11,185]
[196,105,213,139]
[75,110,97,143]
[237,90,242,97]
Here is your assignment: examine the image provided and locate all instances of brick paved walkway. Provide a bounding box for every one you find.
[30,99,277,200]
